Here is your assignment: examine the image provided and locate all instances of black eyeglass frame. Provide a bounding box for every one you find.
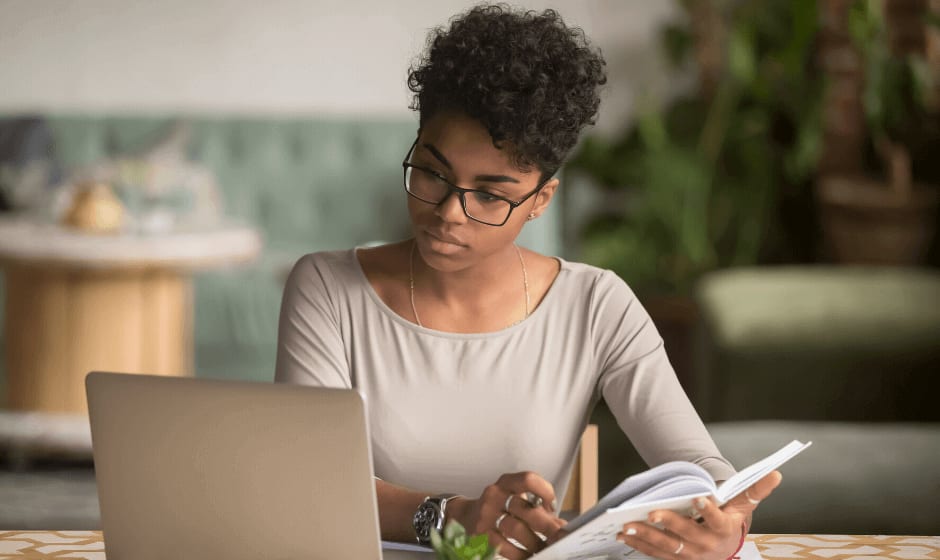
[401,139,551,227]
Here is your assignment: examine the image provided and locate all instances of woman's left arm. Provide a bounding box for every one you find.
[588,270,771,559]
[617,471,781,560]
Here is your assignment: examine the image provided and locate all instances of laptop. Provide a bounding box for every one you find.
[86,371,386,560]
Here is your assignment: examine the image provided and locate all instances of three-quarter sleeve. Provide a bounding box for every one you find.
[591,270,736,482]
[274,253,352,389]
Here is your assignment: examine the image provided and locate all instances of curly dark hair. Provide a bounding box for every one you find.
[408,4,607,179]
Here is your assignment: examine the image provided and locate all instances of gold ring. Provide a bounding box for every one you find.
[674,538,684,555]
[495,512,509,531]
[745,489,761,505]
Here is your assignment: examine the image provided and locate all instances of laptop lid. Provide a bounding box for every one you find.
[86,371,382,560]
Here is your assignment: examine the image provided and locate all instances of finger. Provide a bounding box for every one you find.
[506,493,567,539]
[649,506,719,549]
[618,523,703,560]
[486,529,527,560]
[480,484,560,543]
[691,495,734,533]
[495,513,542,553]
[728,471,783,512]
[545,526,570,546]
[497,472,558,513]
[749,470,782,501]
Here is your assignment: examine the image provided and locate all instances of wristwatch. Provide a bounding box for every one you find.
[413,494,460,545]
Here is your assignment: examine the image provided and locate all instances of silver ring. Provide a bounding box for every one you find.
[504,494,515,512]
[495,512,509,531]
[674,538,684,555]
[745,489,761,505]
[521,491,543,508]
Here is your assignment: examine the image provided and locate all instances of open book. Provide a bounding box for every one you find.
[530,440,812,560]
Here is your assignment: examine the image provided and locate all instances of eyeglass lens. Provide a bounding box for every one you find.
[405,166,512,225]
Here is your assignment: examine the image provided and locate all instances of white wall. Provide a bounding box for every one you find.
[0,0,680,136]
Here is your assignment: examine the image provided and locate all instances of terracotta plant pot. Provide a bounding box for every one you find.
[816,174,938,265]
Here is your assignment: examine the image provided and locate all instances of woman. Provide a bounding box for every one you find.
[275,5,780,559]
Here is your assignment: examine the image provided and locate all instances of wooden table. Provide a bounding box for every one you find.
[0,217,261,414]
[0,532,937,559]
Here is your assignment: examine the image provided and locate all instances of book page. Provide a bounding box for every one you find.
[619,475,719,506]
[564,461,713,532]
[715,440,812,504]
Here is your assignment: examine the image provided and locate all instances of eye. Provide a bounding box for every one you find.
[471,191,504,204]
[414,167,446,184]
[424,168,449,183]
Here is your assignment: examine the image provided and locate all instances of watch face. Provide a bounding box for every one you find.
[413,500,443,542]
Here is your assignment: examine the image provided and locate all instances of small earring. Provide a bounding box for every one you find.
[527,213,536,221]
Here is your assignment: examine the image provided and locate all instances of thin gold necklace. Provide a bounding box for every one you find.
[409,240,530,329]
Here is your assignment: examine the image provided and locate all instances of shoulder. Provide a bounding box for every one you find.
[286,242,410,303]
[553,259,652,345]
[555,258,639,308]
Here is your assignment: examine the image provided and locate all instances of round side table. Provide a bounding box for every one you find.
[0,217,262,414]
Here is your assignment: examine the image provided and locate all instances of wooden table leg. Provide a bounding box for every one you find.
[3,264,192,414]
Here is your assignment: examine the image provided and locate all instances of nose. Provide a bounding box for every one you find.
[434,190,468,224]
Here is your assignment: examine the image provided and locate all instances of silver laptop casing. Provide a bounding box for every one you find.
[86,371,382,560]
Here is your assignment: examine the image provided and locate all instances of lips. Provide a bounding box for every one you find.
[425,229,465,246]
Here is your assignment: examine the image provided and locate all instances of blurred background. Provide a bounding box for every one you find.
[0,0,938,537]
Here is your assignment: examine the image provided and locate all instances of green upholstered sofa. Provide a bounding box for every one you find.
[692,267,940,534]
[0,114,562,392]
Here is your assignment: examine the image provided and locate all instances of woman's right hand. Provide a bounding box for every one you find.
[447,472,568,559]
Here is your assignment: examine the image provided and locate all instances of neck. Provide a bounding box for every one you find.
[409,240,529,329]
[412,242,521,302]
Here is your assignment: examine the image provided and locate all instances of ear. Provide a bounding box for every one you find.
[528,178,560,220]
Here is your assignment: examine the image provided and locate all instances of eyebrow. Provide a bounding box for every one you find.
[422,142,521,184]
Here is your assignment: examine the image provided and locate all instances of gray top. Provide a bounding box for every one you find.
[274,249,735,501]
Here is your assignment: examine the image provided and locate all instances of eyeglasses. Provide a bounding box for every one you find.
[402,139,548,227]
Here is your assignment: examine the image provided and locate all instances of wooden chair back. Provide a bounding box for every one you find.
[560,424,598,514]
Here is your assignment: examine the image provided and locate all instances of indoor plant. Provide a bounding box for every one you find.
[567,0,824,296]
[564,0,824,391]
[815,0,940,265]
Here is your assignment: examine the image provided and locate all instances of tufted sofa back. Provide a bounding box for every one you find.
[45,116,418,252]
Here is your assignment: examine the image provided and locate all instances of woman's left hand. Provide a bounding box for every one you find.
[616,470,782,560]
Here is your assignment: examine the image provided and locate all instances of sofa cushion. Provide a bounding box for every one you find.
[693,267,940,422]
[708,420,940,535]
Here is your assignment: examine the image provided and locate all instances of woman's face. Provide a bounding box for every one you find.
[406,112,557,272]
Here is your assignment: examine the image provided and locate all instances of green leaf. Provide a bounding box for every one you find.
[431,521,498,560]
[660,22,693,68]
[728,26,756,84]
[443,520,465,542]
[430,529,443,551]
[925,11,940,30]
[637,109,667,151]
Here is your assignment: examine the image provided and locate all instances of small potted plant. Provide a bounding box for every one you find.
[430,521,499,560]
